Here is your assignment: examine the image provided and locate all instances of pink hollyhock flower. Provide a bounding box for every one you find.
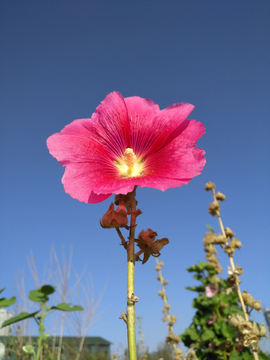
[207,313,217,324]
[205,284,218,298]
[47,91,205,204]
[235,338,244,352]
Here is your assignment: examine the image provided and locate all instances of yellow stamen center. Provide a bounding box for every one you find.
[115,148,144,178]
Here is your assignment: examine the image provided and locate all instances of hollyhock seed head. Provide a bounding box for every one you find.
[47,91,206,204]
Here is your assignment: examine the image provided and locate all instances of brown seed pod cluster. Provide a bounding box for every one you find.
[229,314,266,349]
[206,181,264,360]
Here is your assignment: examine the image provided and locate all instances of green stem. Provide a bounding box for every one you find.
[127,187,138,360]
[35,303,46,360]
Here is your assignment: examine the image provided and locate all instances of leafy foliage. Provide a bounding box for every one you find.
[180,262,256,360]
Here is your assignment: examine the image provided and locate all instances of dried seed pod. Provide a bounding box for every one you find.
[234,264,244,276]
[252,322,260,336]
[252,300,262,312]
[203,232,217,244]
[213,234,227,245]
[208,201,220,216]
[243,334,259,347]
[238,320,253,335]
[242,290,250,304]
[225,227,235,238]
[205,181,215,190]
[245,294,255,308]
[231,238,242,249]
[205,182,216,191]
[216,192,226,201]
[224,244,235,255]
[259,323,267,337]
[229,314,239,327]
[166,333,180,346]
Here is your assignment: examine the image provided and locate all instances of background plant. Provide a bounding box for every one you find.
[1,285,83,360]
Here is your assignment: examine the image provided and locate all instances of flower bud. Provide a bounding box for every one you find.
[155,265,161,271]
[159,261,165,267]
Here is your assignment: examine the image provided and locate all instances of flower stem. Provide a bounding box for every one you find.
[35,303,46,360]
[127,187,138,360]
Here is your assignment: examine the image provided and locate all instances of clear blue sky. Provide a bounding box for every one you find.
[1,0,270,354]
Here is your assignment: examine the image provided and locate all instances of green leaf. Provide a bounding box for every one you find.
[40,285,56,295]
[0,288,5,295]
[28,289,48,303]
[1,311,39,327]
[185,285,205,293]
[221,321,235,339]
[241,349,255,360]
[22,345,35,355]
[201,329,215,341]
[51,303,84,312]
[206,225,215,233]
[183,327,200,341]
[258,350,270,360]
[0,296,16,308]
[229,351,242,360]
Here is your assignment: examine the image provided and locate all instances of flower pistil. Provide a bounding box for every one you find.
[115,148,144,178]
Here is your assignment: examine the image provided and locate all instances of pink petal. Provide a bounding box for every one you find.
[124,96,160,158]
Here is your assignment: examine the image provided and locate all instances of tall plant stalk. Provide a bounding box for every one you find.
[126,187,138,360]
